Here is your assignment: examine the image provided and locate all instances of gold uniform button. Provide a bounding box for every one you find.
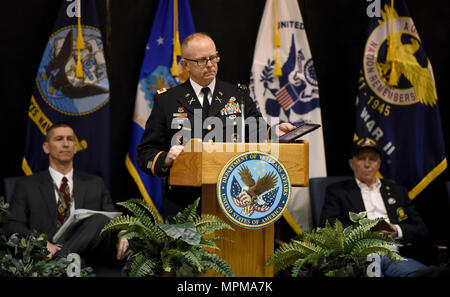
[207,125,212,130]
[233,121,237,126]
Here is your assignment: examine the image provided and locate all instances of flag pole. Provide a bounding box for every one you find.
[171,0,181,77]
[273,0,282,77]
[76,0,85,79]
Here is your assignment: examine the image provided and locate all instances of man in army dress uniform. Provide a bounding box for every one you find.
[137,32,294,216]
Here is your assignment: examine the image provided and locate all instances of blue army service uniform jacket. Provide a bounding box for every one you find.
[137,79,270,177]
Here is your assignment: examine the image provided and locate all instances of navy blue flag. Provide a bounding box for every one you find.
[355,0,446,198]
[126,0,195,219]
[23,0,111,187]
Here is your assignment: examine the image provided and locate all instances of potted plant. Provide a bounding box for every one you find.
[266,211,405,277]
[101,197,235,277]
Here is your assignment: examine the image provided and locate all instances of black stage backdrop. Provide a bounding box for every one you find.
[1,0,449,250]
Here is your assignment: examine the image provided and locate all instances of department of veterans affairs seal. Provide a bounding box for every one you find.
[217,152,291,229]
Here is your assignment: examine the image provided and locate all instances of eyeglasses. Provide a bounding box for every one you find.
[183,55,221,67]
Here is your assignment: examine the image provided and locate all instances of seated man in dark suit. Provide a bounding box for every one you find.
[5,122,128,265]
[320,137,429,277]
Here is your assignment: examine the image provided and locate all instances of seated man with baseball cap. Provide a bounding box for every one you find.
[320,137,429,277]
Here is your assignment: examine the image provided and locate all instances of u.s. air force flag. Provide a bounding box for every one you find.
[250,0,326,233]
[126,0,195,219]
[23,0,111,186]
[355,0,446,199]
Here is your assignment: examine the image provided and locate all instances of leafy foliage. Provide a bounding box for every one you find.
[0,196,93,277]
[0,232,93,277]
[0,196,9,233]
[266,212,405,277]
[101,197,235,277]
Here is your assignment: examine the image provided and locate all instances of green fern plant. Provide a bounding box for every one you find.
[0,197,93,277]
[266,212,406,277]
[101,197,235,277]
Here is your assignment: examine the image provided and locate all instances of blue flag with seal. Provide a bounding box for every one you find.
[355,0,446,199]
[23,0,111,186]
[126,0,195,219]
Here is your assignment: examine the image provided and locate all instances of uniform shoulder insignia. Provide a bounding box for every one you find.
[157,88,167,94]
[237,83,248,91]
[237,83,249,95]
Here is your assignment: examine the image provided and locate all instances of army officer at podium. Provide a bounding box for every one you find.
[137,32,294,216]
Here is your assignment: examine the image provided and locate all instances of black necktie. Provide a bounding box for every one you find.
[201,87,210,116]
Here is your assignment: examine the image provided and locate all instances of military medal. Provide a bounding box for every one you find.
[172,113,187,117]
[220,99,242,116]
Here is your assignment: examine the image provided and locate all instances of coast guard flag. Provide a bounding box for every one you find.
[250,0,326,233]
[23,0,111,187]
[355,0,446,199]
[126,0,195,219]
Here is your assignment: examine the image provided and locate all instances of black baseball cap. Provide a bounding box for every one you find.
[351,137,381,157]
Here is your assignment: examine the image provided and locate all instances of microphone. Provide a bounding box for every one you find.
[237,84,247,143]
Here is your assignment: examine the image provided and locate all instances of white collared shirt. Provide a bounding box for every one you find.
[190,78,216,107]
[355,177,403,240]
[48,167,75,210]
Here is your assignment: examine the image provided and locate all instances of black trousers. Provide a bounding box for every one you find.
[163,178,201,218]
[56,214,120,267]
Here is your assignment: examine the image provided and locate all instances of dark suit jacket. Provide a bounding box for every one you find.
[137,79,266,177]
[5,170,116,240]
[319,178,429,246]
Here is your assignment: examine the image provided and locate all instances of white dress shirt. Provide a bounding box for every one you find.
[48,167,75,211]
[355,177,403,240]
[189,78,216,107]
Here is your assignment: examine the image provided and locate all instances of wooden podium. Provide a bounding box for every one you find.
[168,139,309,277]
